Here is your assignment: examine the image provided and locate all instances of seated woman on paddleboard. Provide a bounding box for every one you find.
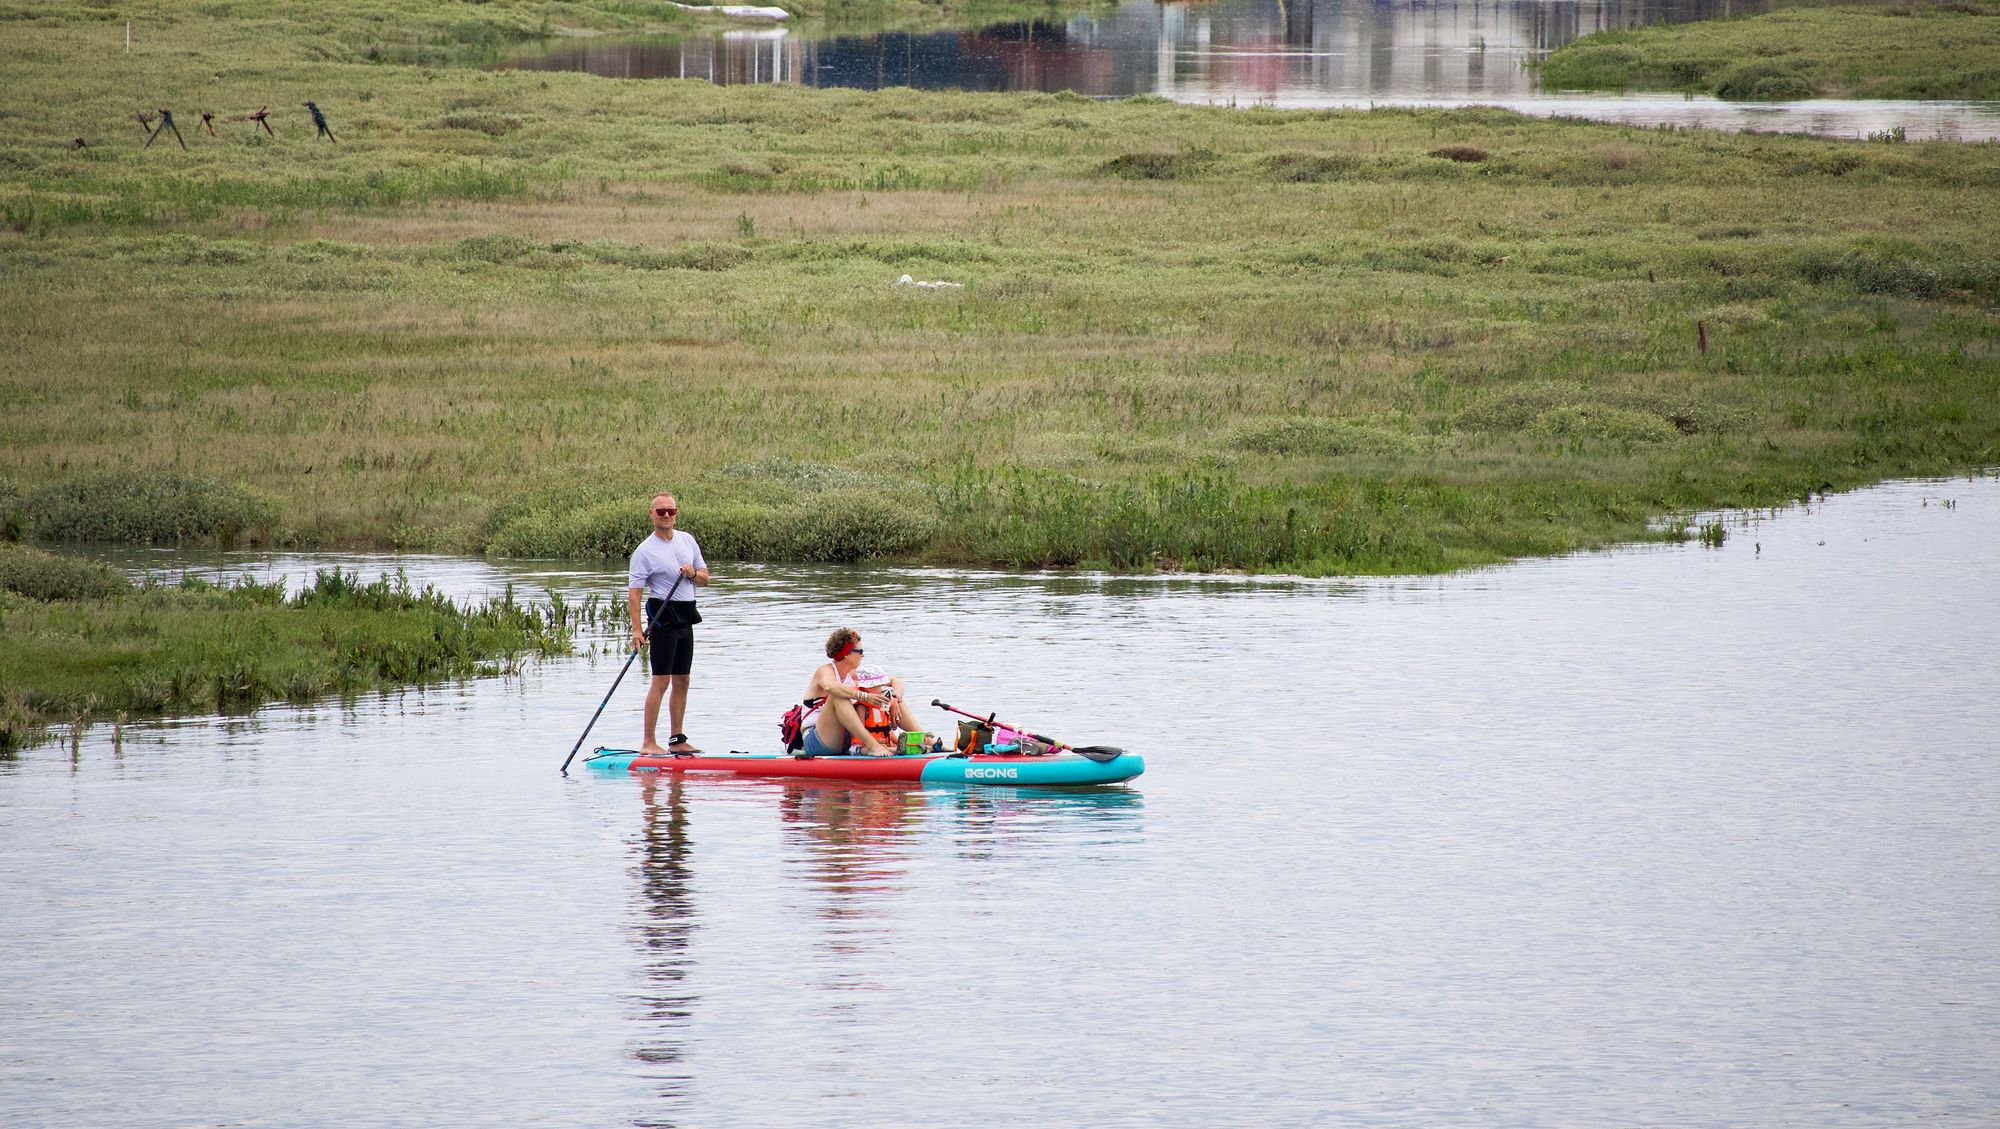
[801,628,933,757]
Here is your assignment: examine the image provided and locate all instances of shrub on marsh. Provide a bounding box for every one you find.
[759,490,938,563]
[1784,150,1867,177]
[1596,143,1647,171]
[124,234,265,266]
[1455,384,1711,439]
[552,240,675,270]
[719,458,872,493]
[939,469,1452,573]
[482,468,939,563]
[484,498,647,559]
[1529,405,1676,444]
[448,233,537,264]
[0,477,20,541]
[1712,62,1816,101]
[1538,43,1645,88]
[673,501,768,561]
[0,544,131,601]
[1232,419,1428,457]
[1430,145,1489,163]
[1099,148,1217,180]
[1265,152,1363,182]
[430,113,523,136]
[1792,247,1955,299]
[666,241,752,272]
[682,485,938,563]
[285,239,371,263]
[22,473,276,546]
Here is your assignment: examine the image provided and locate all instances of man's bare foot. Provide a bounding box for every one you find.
[859,741,893,757]
[639,742,668,756]
[667,734,703,755]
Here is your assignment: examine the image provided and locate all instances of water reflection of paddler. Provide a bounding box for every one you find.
[779,782,922,855]
[632,772,699,1101]
[800,628,934,758]
[778,782,917,960]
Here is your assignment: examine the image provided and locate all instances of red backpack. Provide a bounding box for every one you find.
[779,697,822,754]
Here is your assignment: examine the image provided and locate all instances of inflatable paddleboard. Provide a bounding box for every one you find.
[583,747,1143,787]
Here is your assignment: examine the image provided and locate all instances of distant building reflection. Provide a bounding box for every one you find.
[500,0,1773,103]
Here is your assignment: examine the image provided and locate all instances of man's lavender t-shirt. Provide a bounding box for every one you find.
[628,532,706,600]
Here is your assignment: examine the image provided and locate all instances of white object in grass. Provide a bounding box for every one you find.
[669,3,790,19]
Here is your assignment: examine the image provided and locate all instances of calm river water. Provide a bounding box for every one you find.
[499,0,2000,139]
[4,475,1998,1126]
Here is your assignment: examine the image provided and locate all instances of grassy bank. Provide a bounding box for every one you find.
[0,544,572,752]
[1540,5,2000,101]
[1,2,1997,575]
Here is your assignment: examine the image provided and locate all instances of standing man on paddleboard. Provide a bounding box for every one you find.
[629,491,709,755]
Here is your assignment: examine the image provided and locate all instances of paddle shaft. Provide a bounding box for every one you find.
[930,698,1069,751]
[560,573,687,774]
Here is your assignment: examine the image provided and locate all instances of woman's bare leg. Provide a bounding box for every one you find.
[819,697,892,756]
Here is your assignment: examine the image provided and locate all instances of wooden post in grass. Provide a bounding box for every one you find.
[230,106,275,136]
[143,108,186,151]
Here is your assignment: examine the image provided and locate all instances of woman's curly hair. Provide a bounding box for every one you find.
[824,627,859,659]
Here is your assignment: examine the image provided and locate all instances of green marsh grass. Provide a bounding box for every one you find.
[0,567,572,752]
[0,3,1996,577]
[1540,5,2000,100]
[20,472,278,546]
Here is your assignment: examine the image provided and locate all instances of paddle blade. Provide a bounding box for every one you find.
[1067,745,1125,763]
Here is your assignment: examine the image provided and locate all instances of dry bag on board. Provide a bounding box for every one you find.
[956,720,994,754]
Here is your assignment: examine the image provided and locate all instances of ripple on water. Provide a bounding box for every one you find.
[2,476,1997,1126]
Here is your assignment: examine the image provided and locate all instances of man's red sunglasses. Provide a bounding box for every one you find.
[654,507,677,517]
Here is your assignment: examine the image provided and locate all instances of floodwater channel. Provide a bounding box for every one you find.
[4,475,1998,1126]
[498,0,2000,140]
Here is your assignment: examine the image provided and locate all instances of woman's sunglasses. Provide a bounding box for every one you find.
[654,507,677,517]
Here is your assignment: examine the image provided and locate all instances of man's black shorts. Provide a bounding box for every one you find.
[646,598,695,677]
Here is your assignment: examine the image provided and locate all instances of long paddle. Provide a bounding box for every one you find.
[930,699,1125,763]
[561,573,687,774]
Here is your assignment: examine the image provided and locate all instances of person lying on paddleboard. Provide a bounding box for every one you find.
[800,628,933,758]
